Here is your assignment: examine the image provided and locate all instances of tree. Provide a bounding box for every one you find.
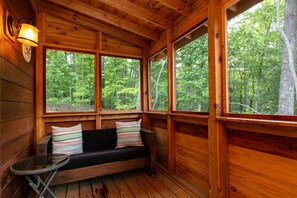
[277,0,297,115]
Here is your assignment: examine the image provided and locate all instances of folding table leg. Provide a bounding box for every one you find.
[25,170,58,198]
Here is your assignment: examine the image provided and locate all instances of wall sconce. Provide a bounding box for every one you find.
[7,15,39,47]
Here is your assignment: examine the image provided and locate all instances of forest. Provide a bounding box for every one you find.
[45,0,296,115]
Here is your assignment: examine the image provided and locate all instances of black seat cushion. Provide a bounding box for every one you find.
[60,146,149,171]
[82,129,117,152]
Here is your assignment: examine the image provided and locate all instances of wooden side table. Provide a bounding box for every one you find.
[10,154,69,198]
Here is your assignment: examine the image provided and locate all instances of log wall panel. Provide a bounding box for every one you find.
[1,2,35,197]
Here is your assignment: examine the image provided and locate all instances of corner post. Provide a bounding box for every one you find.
[208,0,229,197]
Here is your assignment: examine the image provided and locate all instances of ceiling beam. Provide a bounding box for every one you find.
[47,0,159,41]
[157,0,192,16]
[37,1,151,48]
[94,0,172,29]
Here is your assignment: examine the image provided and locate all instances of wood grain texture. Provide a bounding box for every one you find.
[150,117,168,129]
[229,129,297,160]
[47,0,159,41]
[48,168,205,197]
[229,145,297,197]
[207,0,229,196]
[174,121,208,138]
[37,3,150,48]
[1,1,35,197]
[44,120,96,134]
[51,157,149,186]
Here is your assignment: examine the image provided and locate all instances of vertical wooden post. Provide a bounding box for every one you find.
[142,49,150,129]
[167,28,175,174]
[208,0,229,197]
[35,11,45,142]
[95,31,101,129]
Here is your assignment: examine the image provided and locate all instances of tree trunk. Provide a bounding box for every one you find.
[278,0,297,115]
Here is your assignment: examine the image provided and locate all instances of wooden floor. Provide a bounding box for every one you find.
[30,168,204,198]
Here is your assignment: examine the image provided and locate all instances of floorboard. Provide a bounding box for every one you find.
[27,168,205,197]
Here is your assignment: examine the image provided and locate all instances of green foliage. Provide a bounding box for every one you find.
[150,55,168,110]
[46,50,94,112]
[175,34,209,112]
[228,0,293,114]
[101,56,140,110]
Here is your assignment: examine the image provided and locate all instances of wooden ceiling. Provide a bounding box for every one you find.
[31,0,201,48]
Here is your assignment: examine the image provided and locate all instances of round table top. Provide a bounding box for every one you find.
[10,154,69,175]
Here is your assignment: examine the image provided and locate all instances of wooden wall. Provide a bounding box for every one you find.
[226,121,297,197]
[0,0,35,197]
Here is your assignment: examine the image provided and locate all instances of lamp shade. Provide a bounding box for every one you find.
[17,23,39,47]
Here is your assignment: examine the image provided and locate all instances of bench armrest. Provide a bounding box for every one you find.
[37,135,51,155]
[141,128,156,177]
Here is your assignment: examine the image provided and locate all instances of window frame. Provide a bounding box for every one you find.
[99,54,142,113]
[222,0,297,121]
[148,48,169,112]
[43,47,96,115]
[172,22,210,114]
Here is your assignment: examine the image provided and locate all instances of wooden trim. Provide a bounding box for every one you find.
[35,12,45,142]
[142,49,150,129]
[147,53,152,111]
[40,42,97,53]
[99,50,142,59]
[100,111,143,115]
[144,111,168,115]
[51,157,150,186]
[95,32,101,129]
[208,0,229,197]
[42,113,98,118]
[166,29,175,174]
[221,0,240,10]
[47,0,159,41]
[218,116,297,128]
[221,8,229,114]
[44,116,96,123]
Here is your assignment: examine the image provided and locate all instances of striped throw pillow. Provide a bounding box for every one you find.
[52,124,83,155]
[116,119,143,148]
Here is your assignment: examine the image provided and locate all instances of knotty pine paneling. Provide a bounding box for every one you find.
[0,1,35,197]
[175,122,209,194]
[228,130,297,197]
[45,14,97,50]
[101,34,142,58]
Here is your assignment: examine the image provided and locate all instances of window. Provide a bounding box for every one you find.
[149,49,168,110]
[46,49,95,113]
[174,24,209,112]
[101,56,140,110]
[227,0,297,115]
